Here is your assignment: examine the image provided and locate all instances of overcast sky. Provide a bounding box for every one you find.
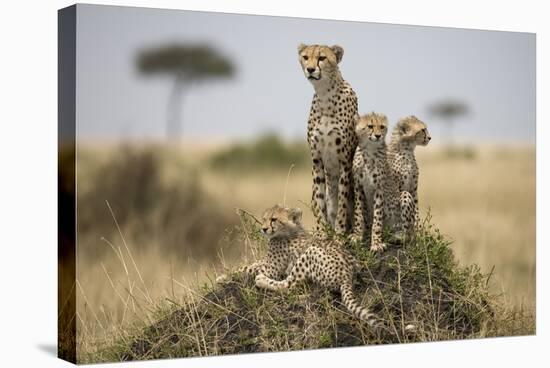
[75,4,535,144]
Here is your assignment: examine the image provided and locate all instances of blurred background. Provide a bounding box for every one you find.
[72,4,535,331]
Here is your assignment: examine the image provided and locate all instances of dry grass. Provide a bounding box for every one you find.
[73,142,535,362]
[418,146,535,308]
[77,206,533,363]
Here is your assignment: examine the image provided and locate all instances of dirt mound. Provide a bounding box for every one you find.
[119,224,496,361]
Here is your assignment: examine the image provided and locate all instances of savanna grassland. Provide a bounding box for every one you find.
[72,137,535,362]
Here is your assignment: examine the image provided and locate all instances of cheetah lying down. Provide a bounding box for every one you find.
[239,204,376,324]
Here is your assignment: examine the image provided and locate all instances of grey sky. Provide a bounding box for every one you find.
[75,4,535,143]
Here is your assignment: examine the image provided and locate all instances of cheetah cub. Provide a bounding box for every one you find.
[239,204,309,281]
[388,116,431,225]
[244,204,376,324]
[352,113,415,252]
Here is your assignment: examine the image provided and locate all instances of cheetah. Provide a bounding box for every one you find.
[242,204,376,324]
[298,44,358,235]
[239,204,309,281]
[352,113,415,252]
[387,116,431,225]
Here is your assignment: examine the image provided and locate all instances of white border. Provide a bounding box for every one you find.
[0,1,546,367]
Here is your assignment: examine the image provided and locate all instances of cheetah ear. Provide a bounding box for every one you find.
[290,208,303,224]
[274,203,284,210]
[298,43,307,54]
[330,45,344,63]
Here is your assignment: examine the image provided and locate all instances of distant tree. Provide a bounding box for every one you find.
[428,100,469,144]
[137,44,235,140]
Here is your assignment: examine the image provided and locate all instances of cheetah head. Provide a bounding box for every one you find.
[355,112,388,147]
[260,204,303,239]
[297,44,344,83]
[395,116,431,146]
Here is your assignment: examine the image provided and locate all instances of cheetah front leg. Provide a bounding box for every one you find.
[255,253,308,291]
[402,175,420,228]
[242,261,280,279]
[351,179,366,243]
[335,162,353,235]
[412,185,420,227]
[216,261,278,284]
[400,190,415,240]
[370,187,387,252]
[311,157,328,232]
[326,172,339,228]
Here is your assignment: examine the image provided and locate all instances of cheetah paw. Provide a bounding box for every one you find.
[390,231,406,244]
[370,242,387,252]
[215,274,228,283]
[254,274,270,289]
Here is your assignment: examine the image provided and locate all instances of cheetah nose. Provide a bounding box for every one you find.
[375,134,381,139]
[306,67,315,74]
[427,136,431,141]
[262,227,269,233]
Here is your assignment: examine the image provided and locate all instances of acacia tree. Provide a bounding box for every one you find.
[428,100,469,144]
[137,44,234,140]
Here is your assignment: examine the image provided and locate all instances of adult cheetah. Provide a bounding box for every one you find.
[352,113,415,252]
[298,44,358,235]
[387,116,431,225]
[241,204,376,323]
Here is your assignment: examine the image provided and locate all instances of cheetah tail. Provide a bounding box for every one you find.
[340,282,377,326]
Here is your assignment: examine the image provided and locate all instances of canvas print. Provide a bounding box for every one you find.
[58,4,536,364]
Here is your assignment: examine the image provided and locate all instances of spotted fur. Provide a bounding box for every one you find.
[243,205,376,324]
[240,205,309,279]
[387,116,431,225]
[352,113,415,252]
[298,44,358,235]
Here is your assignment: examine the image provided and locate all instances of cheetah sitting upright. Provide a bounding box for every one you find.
[298,44,358,235]
[387,116,431,225]
[242,204,376,324]
[352,113,415,252]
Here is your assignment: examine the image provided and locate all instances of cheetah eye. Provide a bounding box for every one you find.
[318,56,326,61]
[302,55,309,61]
[270,218,277,223]
[367,125,374,129]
